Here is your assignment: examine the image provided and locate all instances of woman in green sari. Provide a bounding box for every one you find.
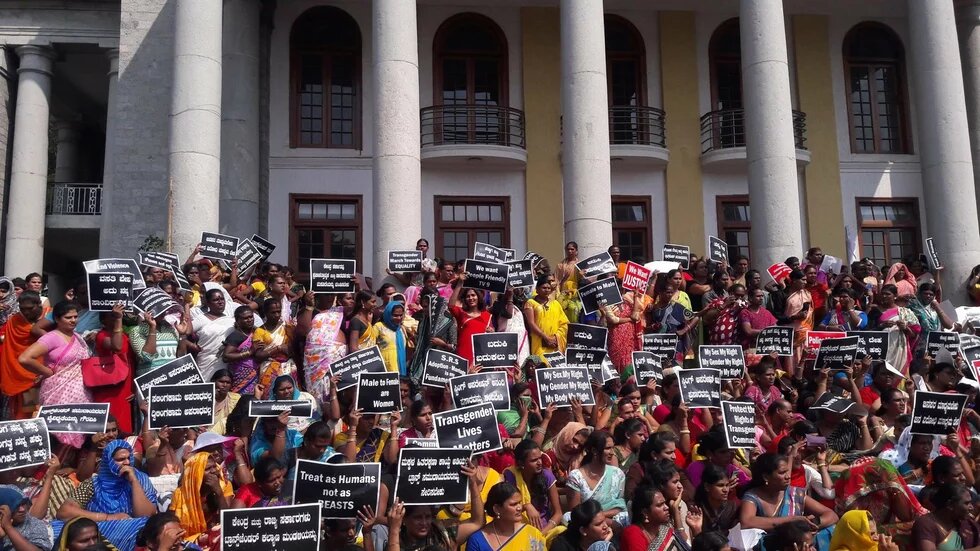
[912,483,979,550]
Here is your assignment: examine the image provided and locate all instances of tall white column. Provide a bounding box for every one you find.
[740,0,804,270]
[909,0,980,305]
[168,0,222,255]
[5,45,55,276]
[560,0,612,259]
[99,49,119,252]
[53,121,81,183]
[220,0,260,238]
[957,1,980,206]
[372,0,421,281]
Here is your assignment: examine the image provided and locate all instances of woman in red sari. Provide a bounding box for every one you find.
[449,275,492,366]
[600,290,643,373]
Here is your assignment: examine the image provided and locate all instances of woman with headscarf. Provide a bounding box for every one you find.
[542,422,592,491]
[0,485,52,551]
[169,452,232,550]
[268,374,319,434]
[885,263,918,300]
[54,517,119,551]
[374,301,407,376]
[834,456,927,550]
[829,510,900,551]
[0,291,43,420]
[879,427,942,486]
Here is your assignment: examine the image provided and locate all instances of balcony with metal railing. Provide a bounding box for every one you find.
[420,105,527,166]
[608,105,669,165]
[45,183,102,229]
[698,108,810,168]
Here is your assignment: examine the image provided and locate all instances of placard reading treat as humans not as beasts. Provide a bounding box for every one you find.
[309,259,356,293]
[394,448,472,506]
[471,332,518,368]
[292,461,381,520]
[220,503,321,551]
[199,232,240,263]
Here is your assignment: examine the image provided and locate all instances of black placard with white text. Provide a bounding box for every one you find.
[708,236,728,264]
[292,461,381,519]
[251,234,276,261]
[632,351,664,385]
[678,368,722,409]
[37,404,109,434]
[642,334,680,363]
[535,367,595,407]
[309,259,356,293]
[699,345,746,380]
[432,402,502,454]
[355,371,401,414]
[720,401,757,449]
[662,244,691,270]
[388,250,423,273]
[200,232,240,263]
[542,351,566,368]
[472,242,506,264]
[505,259,534,288]
[462,259,509,294]
[87,272,135,311]
[925,237,943,271]
[471,332,519,368]
[576,251,617,278]
[847,331,889,361]
[84,258,146,290]
[814,336,859,370]
[568,323,608,349]
[755,327,794,356]
[329,346,387,391]
[927,331,962,359]
[810,392,861,415]
[911,391,968,436]
[134,354,204,399]
[578,277,623,315]
[395,448,471,506]
[422,349,468,388]
[450,371,510,411]
[236,239,264,273]
[247,400,313,418]
[138,251,180,272]
[0,419,50,473]
[147,383,214,429]
[566,347,615,383]
[220,503,321,551]
[132,287,179,319]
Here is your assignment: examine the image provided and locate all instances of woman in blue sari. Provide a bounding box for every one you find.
[644,280,700,363]
[465,482,546,551]
[737,453,837,551]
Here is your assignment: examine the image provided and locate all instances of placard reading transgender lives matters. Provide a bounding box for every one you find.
[433,402,502,454]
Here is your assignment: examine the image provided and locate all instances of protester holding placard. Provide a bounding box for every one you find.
[523,274,568,357]
[87,304,136,434]
[872,284,921,376]
[334,410,401,464]
[701,283,747,346]
[598,289,643,373]
[408,290,459,382]
[783,270,814,375]
[298,291,349,405]
[449,276,492,366]
[491,289,530,368]
[267,374,320,434]
[908,283,957,351]
[643,279,699,363]
[221,306,258,394]
[738,288,778,352]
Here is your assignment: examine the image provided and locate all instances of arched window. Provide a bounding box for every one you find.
[843,22,909,154]
[605,15,645,108]
[433,14,508,144]
[290,7,361,149]
[709,18,741,111]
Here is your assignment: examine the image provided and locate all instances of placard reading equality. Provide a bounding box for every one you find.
[708,236,728,263]
[814,336,859,371]
[200,232,240,263]
[678,368,722,409]
[329,346,387,391]
[699,345,746,380]
[247,400,313,418]
[309,259,356,293]
[662,244,690,270]
[847,331,889,360]
[433,402,502,453]
[927,331,962,359]
[422,349,468,388]
[578,277,623,315]
[472,332,519,368]
[220,503,320,551]
[462,259,509,294]
[505,259,534,289]
[450,371,510,411]
[535,367,596,407]
[37,403,109,434]
[720,401,757,449]
[642,334,679,363]
[622,261,652,293]
[755,327,794,356]
[87,272,134,311]
[473,242,506,264]
[395,448,471,506]
[292,461,381,519]
[0,419,50,473]
[83,258,146,290]
[355,371,401,414]
[576,251,617,278]
[632,351,664,385]
[134,354,204,399]
[147,383,214,429]
[567,323,608,349]
[911,390,968,436]
[388,250,423,273]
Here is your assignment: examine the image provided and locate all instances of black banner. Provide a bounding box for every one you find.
[134,354,204,399]
[0,419,50,473]
[422,349,468,388]
[251,234,276,261]
[578,278,623,315]
[927,331,962,359]
[542,351,566,368]
[146,383,214,429]
[473,242,506,264]
[925,237,943,271]
[568,323,608,349]
[83,258,146,290]
[200,232,240,263]
[221,503,321,551]
[810,392,860,415]
[698,345,746,380]
[662,244,691,270]
[432,402,502,454]
[642,334,680,363]
[847,331,889,361]
[535,367,595,407]
[632,351,664,385]
[708,236,728,264]
[576,251,617,278]
[720,401,757,449]
[814,336,860,371]
[505,259,534,288]
[87,272,135,311]
[678,368,722,409]
[395,448,471,506]
[36,403,109,434]
[292,461,381,519]
[472,332,519,368]
[247,400,313,418]
[132,287,179,319]
[911,390,968,436]
[524,251,544,267]
[755,326,794,356]
[463,259,509,294]
[503,248,516,262]
[236,239,264,273]
[138,251,180,272]
[449,371,509,411]
[329,346,387,391]
[566,347,615,383]
[388,250,423,273]
[355,371,401,414]
[309,259,356,293]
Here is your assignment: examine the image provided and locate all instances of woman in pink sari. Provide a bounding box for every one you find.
[18,301,92,448]
[873,284,921,376]
[299,292,348,403]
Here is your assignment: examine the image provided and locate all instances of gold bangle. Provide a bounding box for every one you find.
[679,430,691,435]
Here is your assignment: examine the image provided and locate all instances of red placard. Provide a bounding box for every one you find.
[622,261,652,293]
[767,262,793,283]
[805,330,847,361]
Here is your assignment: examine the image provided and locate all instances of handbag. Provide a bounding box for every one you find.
[81,354,128,387]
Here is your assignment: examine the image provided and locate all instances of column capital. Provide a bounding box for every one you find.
[106,48,119,77]
[14,45,55,77]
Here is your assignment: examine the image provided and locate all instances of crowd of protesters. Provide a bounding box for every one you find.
[0,237,980,551]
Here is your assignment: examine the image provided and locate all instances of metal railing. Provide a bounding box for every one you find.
[46,183,102,215]
[699,108,807,153]
[420,105,526,149]
[609,105,666,147]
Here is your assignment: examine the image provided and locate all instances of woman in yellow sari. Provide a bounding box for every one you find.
[504,440,564,539]
[170,450,233,549]
[524,274,568,356]
[253,298,296,397]
[464,482,546,551]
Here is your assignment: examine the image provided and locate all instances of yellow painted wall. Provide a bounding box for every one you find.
[793,15,846,258]
[660,12,706,251]
[521,8,564,259]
